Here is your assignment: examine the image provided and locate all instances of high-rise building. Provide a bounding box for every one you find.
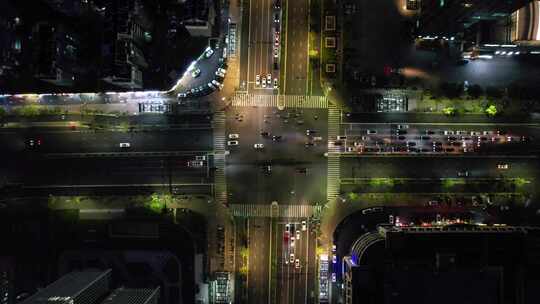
[21,270,112,304]
[418,0,532,41]
[341,225,540,304]
[180,0,216,37]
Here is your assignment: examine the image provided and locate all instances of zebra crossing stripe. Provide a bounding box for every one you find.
[231,94,328,109]
[229,204,319,218]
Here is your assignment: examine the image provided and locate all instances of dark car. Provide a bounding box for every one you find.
[261,164,272,174]
[420,135,431,140]
[433,141,443,146]
[261,131,270,137]
[296,167,307,174]
[273,135,282,141]
[398,135,406,140]
[455,59,469,65]
[448,136,457,141]
[305,142,315,147]
[396,130,407,135]
[426,130,435,135]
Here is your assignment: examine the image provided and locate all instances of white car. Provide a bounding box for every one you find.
[267,74,272,84]
[290,253,295,263]
[204,47,214,58]
[274,47,279,58]
[285,223,290,233]
[191,68,201,78]
[256,74,260,86]
[262,77,267,88]
[296,230,300,240]
[217,68,226,74]
[215,70,225,77]
[295,258,301,269]
[301,220,306,231]
[195,155,207,161]
[331,273,336,282]
[229,134,239,139]
[188,160,204,167]
[332,244,336,252]
[332,254,337,264]
[119,142,130,148]
[227,140,239,146]
[212,79,224,90]
[274,78,278,89]
[291,236,295,247]
[497,164,509,169]
[254,143,264,149]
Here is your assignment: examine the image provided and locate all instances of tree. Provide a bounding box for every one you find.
[485,104,498,117]
[467,84,483,99]
[442,107,456,116]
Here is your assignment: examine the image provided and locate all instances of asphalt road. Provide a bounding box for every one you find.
[340,156,540,179]
[334,123,540,155]
[248,0,279,93]
[283,0,308,95]
[225,106,327,205]
[247,218,271,304]
[1,155,213,190]
[275,219,316,304]
[0,129,213,154]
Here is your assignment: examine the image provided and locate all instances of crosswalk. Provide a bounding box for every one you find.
[230,204,322,218]
[231,93,328,109]
[327,104,341,201]
[212,111,227,206]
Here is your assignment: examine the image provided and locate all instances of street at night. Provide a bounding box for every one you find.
[2,1,540,304]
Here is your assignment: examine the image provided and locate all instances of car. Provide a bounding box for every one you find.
[448,136,458,141]
[195,155,207,161]
[262,164,272,174]
[215,70,225,77]
[333,141,343,146]
[332,244,336,252]
[208,82,217,90]
[274,78,278,88]
[274,48,279,58]
[261,131,270,137]
[444,130,454,135]
[262,77,267,88]
[397,135,406,140]
[426,130,435,135]
[305,141,315,147]
[290,253,295,263]
[301,220,307,231]
[228,134,239,139]
[227,140,239,146]
[274,34,280,47]
[217,68,227,74]
[346,146,354,152]
[497,164,509,169]
[177,92,187,98]
[420,135,431,140]
[331,273,336,282]
[274,0,281,9]
[254,143,264,149]
[256,74,260,86]
[270,135,282,142]
[267,74,272,84]
[432,141,443,146]
[274,13,280,23]
[212,79,223,88]
[312,136,323,141]
[285,223,290,233]
[204,47,214,58]
[396,129,407,135]
[28,138,42,147]
[397,124,409,130]
[332,254,337,264]
[306,129,316,135]
[366,129,377,134]
[337,135,347,140]
[191,68,201,78]
[188,160,204,167]
[296,230,300,240]
[406,141,416,146]
[119,142,130,148]
[291,236,295,247]
[457,171,470,177]
[295,259,301,268]
[445,148,455,153]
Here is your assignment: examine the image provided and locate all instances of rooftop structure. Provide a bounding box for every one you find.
[21,270,111,304]
[100,288,159,304]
